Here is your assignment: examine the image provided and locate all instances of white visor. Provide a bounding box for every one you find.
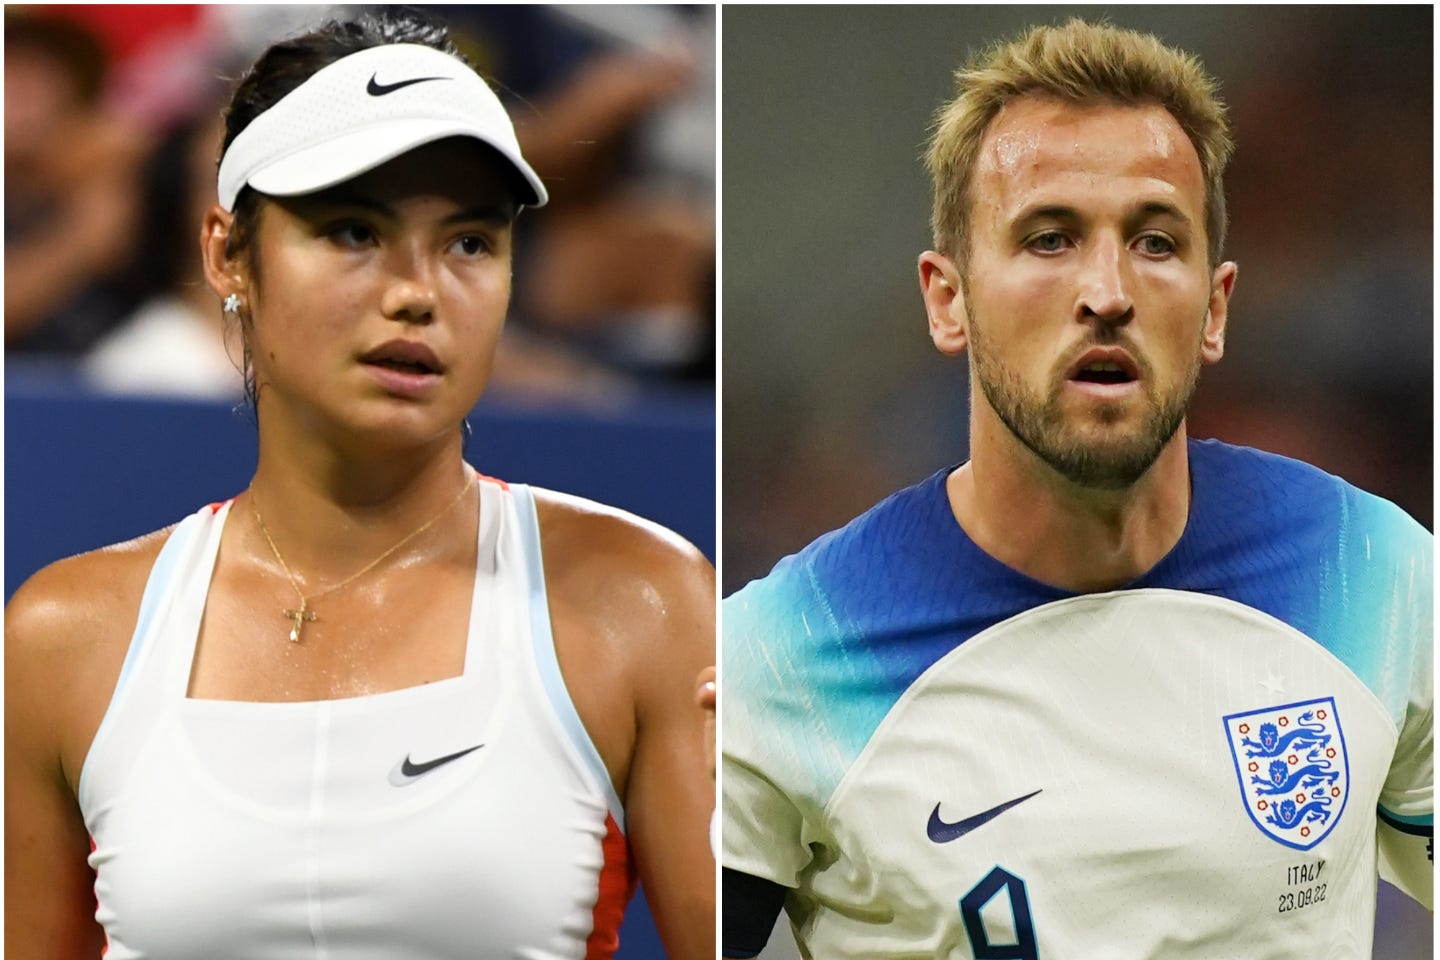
[216,43,547,212]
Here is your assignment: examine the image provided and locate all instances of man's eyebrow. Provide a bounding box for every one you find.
[1009,200,1194,229]
[1011,204,1081,228]
[1128,200,1192,226]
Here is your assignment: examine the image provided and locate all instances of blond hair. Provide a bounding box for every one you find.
[926,19,1233,266]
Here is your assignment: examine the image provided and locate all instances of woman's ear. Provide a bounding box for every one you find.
[200,204,247,310]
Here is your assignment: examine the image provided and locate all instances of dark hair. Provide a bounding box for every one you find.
[218,9,464,411]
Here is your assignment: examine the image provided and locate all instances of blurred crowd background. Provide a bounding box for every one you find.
[723,5,1432,596]
[5,3,715,405]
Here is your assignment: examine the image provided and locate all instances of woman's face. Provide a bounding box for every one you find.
[238,137,517,451]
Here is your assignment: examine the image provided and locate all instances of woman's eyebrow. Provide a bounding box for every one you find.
[296,191,394,219]
[442,205,514,226]
[291,192,513,226]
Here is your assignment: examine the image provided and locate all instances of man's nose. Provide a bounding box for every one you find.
[1074,235,1134,326]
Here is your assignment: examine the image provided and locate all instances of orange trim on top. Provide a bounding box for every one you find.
[473,469,509,491]
[90,835,110,956]
[584,813,637,959]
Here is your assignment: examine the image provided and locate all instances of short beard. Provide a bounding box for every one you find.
[967,308,1203,491]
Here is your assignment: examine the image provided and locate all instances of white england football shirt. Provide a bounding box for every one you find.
[723,440,1431,958]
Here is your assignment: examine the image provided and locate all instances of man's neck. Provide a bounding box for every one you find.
[947,424,1192,593]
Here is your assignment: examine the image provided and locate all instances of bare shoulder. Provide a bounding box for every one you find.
[6,528,175,784]
[532,488,713,596]
[531,488,713,651]
[7,527,172,655]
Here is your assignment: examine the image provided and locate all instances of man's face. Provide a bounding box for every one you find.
[950,96,1232,489]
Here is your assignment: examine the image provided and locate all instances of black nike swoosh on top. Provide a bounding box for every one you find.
[927,788,1043,843]
[366,74,450,96]
[399,744,484,778]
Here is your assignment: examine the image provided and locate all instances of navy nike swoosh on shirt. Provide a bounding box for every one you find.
[400,744,484,778]
[366,74,449,96]
[927,788,1043,843]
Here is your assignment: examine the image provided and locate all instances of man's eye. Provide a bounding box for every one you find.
[1027,231,1070,254]
[1136,234,1175,256]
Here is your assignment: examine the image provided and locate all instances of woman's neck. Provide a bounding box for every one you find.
[242,423,473,580]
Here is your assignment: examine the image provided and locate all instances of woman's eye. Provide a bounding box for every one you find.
[330,223,375,248]
[450,234,489,257]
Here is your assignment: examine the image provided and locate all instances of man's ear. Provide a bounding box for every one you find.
[1201,260,1237,365]
[919,251,968,355]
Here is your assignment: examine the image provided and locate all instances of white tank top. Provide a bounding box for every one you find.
[78,475,635,959]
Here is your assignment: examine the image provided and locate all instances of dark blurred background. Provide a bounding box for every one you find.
[722,5,1432,599]
[722,7,1432,958]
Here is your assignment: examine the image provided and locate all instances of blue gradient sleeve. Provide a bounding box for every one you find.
[1317,487,1432,735]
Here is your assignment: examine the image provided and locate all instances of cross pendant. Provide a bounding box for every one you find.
[283,603,317,643]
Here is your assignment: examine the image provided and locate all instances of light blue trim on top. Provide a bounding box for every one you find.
[511,485,626,830]
[77,509,205,803]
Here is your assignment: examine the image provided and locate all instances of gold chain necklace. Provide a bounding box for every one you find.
[251,472,476,642]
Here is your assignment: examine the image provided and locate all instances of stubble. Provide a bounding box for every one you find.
[967,308,1205,490]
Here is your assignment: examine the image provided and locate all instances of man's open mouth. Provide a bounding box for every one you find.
[1068,349,1140,385]
[1073,361,1135,385]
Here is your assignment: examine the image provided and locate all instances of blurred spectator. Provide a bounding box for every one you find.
[5,11,149,353]
[45,5,212,132]
[82,112,243,399]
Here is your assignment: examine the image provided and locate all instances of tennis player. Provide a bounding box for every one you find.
[722,19,1431,958]
[6,11,714,959]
